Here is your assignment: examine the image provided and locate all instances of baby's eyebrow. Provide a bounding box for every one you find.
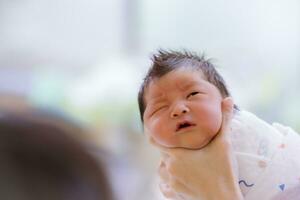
[179,81,199,90]
[149,98,166,106]
[145,93,166,108]
[148,91,166,101]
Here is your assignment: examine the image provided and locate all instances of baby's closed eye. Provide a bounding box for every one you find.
[187,91,200,99]
[151,105,168,116]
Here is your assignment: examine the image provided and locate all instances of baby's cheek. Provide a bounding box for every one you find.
[144,119,182,148]
[211,114,222,134]
[152,129,177,147]
[202,105,223,135]
[156,130,181,148]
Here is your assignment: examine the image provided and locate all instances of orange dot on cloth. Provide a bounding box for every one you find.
[258,160,267,168]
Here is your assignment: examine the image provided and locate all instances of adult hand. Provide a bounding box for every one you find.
[152,97,243,200]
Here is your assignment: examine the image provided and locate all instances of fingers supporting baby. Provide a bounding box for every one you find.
[159,162,193,200]
[149,135,188,161]
[155,97,241,200]
[150,97,238,200]
[208,97,234,152]
[149,136,172,160]
[216,97,234,140]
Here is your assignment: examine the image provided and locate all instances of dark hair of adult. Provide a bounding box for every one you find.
[0,112,114,200]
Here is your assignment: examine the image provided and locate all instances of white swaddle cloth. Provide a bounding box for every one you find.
[230,110,300,200]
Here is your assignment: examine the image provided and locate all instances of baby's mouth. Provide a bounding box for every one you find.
[176,121,196,132]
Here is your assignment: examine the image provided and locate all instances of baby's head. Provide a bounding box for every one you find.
[138,50,232,149]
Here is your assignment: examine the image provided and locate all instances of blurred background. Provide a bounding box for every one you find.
[0,0,299,199]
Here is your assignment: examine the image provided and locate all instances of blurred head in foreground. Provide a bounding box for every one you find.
[0,111,114,200]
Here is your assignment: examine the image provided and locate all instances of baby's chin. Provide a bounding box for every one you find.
[181,141,211,150]
[164,138,213,150]
[178,135,216,150]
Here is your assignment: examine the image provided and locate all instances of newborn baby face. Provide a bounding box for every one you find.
[143,68,224,149]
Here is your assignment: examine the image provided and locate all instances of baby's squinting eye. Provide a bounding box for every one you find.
[151,106,168,116]
[187,91,200,98]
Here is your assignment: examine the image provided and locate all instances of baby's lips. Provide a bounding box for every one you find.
[175,121,196,132]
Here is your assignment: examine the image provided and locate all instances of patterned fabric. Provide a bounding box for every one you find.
[230,111,300,200]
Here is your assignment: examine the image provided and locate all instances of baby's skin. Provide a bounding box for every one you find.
[143,68,224,149]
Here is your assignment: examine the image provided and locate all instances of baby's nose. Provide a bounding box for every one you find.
[171,104,189,118]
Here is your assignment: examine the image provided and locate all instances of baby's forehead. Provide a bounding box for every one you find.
[148,68,207,86]
[144,69,207,97]
[143,80,165,101]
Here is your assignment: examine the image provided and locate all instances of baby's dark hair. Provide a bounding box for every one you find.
[138,49,233,123]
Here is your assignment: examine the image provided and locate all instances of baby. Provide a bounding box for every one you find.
[138,50,300,200]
